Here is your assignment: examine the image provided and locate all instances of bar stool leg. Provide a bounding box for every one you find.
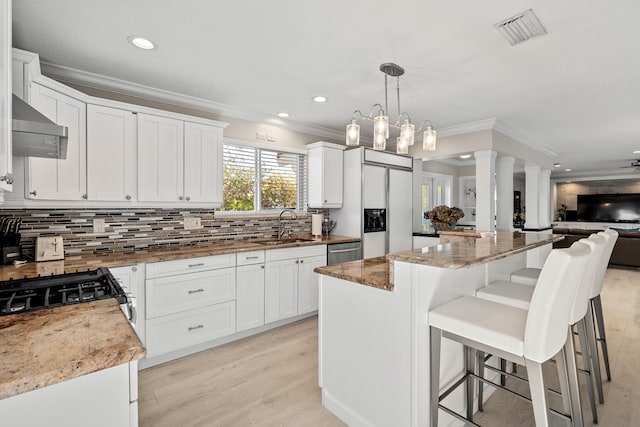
[477,351,485,412]
[430,327,442,427]
[585,303,604,403]
[525,359,551,427]
[500,358,507,386]
[555,345,573,419]
[593,295,612,381]
[564,332,584,427]
[463,345,474,420]
[577,320,598,423]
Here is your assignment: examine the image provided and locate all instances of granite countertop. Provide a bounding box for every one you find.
[314,257,392,291]
[0,235,360,282]
[315,232,563,290]
[387,231,563,269]
[0,299,145,399]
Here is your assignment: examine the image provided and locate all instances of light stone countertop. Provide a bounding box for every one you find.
[0,299,145,399]
[0,235,360,282]
[0,234,359,400]
[315,232,563,291]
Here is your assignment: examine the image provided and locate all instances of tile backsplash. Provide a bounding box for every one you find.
[0,208,321,257]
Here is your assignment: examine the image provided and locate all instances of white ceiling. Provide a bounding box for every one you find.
[11,1,640,177]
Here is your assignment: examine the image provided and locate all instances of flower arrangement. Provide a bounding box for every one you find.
[424,205,465,223]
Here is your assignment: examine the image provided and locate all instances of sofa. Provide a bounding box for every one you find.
[552,227,640,268]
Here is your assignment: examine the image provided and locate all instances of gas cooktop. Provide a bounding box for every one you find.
[0,268,126,315]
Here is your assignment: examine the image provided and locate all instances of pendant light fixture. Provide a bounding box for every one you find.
[346,63,437,153]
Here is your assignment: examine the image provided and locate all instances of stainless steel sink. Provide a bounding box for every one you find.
[256,238,314,245]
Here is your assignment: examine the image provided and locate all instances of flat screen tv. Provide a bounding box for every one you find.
[576,193,640,223]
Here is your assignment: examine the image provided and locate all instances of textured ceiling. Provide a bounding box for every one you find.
[11,1,640,177]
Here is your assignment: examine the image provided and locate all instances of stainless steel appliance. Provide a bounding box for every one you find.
[327,241,362,265]
[0,268,136,324]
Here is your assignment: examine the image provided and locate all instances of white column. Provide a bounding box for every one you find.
[524,165,541,229]
[495,156,515,231]
[474,150,497,231]
[538,169,551,228]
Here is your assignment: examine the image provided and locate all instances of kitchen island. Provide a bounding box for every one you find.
[315,231,561,427]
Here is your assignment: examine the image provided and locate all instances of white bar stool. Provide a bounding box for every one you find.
[429,242,591,427]
[476,234,607,423]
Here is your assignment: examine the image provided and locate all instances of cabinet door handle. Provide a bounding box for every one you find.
[324,199,327,203]
[0,173,14,184]
[188,324,204,331]
[178,196,184,201]
[131,266,137,272]
[29,190,37,197]
[188,263,205,268]
[185,196,190,201]
[261,265,265,269]
[126,195,131,200]
[295,260,299,264]
[82,194,88,199]
[188,288,205,294]
[300,259,304,263]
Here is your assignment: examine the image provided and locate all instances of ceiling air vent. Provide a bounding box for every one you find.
[494,9,547,46]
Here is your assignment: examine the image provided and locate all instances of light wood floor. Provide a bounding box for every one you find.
[139,267,640,426]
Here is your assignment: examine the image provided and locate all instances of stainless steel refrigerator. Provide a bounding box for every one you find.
[332,148,413,259]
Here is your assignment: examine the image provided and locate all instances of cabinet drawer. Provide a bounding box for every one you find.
[236,250,265,266]
[146,254,235,279]
[146,267,236,318]
[146,302,236,357]
[265,244,326,262]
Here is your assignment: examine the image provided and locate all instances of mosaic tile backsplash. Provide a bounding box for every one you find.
[0,208,323,257]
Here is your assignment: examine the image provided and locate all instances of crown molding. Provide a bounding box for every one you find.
[39,61,345,142]
[436,118,498,137]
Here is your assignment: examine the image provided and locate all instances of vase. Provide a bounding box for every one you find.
[431,221,456,232]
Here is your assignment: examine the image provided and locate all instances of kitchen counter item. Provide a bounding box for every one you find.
[312,214,323,237]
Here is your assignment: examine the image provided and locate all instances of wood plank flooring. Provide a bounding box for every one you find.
[139,267,640,426]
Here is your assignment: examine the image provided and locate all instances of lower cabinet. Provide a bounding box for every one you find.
[264,245,327,324]
[144,254,236,358]
[236,250,266,332]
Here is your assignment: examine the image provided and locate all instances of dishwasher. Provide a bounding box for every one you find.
[327,241,362,265]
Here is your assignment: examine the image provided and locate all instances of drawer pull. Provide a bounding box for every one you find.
[188,263,205,268]
[246,256,259,260]
[188,288,205,294]
[188,324,204,331]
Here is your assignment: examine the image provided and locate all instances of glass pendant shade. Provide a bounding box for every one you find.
[374,114,389,139]
[423,125,437,151]
[373,130,386,151]
[345,120,360,146]
[400,120,415,146]
[396,137,408,154]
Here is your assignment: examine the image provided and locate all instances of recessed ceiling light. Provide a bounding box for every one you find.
[553,163,562,168]
[277,112,290,118]
[312,96,328,103]
[634,150,640,154]
[459,154,472,159]
[564,168,572,172]
[566,181,572,183]
[127,36,155,50]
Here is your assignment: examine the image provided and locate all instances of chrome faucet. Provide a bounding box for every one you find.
[278,209,297,239]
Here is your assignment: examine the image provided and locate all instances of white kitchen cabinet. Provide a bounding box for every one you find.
[25,83,86,200]
[236,250,266,332]
[144,254,237,358]
[109,264,146,346]
[0,362,136,427]
[0,0,11,198]
[138,113,223,205]
[264,245,326,323]
[307,141,345,208]
[137,113,184,202]
[87,105,137,201]
[297,254,326,314]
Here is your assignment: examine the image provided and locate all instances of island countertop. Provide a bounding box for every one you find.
[0,298,145,399]
[315,232,563,289]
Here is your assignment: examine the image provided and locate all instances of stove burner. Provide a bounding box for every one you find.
[0,268,127,315]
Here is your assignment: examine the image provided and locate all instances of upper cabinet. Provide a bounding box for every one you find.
[87,105,137,201]
[137,114,224,206]
[307,141,345,209]
[0,0,12,198]
[26,83,86,200]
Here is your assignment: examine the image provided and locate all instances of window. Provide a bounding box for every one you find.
[421,172,452,231]
[221,143,306,212]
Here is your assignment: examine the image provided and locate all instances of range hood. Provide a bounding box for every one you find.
[12,95,68,159]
